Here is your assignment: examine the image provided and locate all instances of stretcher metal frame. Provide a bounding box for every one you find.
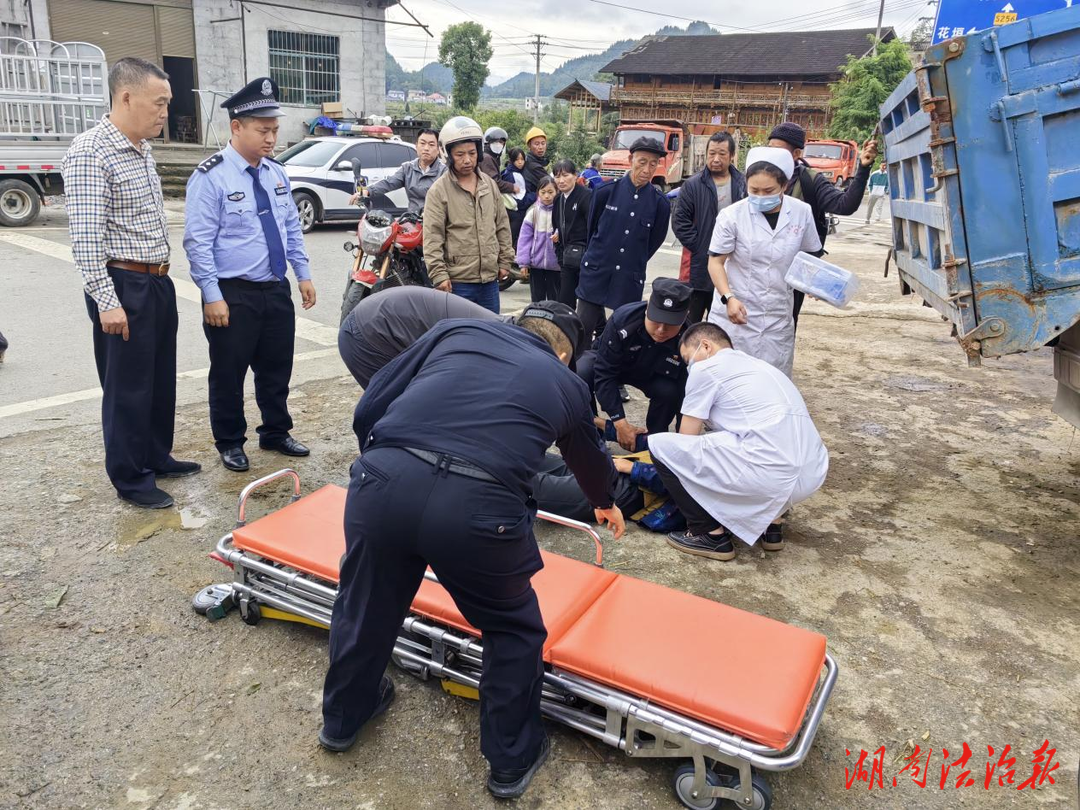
[205,470,838,809]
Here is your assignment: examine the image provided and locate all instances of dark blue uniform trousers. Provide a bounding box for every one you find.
[323,447,548,771]
[84,269,177,495]
[576,350,684,436]
[204,278,294,451]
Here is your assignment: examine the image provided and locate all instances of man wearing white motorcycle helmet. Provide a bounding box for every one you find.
[480,126,519,197]
[423,116,513,313]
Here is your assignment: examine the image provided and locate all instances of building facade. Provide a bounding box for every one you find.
[602,27,894,138]
[0,0,395,145]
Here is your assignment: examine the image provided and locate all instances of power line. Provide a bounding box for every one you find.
[585,0,916,36]
[429,0,535,57]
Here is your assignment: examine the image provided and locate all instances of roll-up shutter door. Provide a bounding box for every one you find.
[49,0,158,66]
[158,6,195,58]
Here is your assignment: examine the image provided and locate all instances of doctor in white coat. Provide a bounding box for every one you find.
[707,147,821,377]
[648,322,829,560]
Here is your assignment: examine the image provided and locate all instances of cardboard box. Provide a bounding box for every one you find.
[321,101,343,118]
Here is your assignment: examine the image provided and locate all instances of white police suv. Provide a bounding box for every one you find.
[277,136,417,233]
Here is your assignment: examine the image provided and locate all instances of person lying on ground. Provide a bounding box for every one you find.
[533,450,684,534]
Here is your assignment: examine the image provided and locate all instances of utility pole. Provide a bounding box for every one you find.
[872,0,886,55]
[533,34,543,123]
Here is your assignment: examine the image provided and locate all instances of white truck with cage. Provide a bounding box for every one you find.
[0,37,108,227]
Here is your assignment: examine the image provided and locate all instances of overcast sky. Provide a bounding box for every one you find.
[384,0,935,84]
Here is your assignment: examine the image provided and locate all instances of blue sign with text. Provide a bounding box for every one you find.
[931,0,1072,43]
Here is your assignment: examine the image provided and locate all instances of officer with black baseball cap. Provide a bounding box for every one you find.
[517,300,586,369]
[577,277,692,451]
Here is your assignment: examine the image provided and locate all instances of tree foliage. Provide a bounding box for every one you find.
[438,22,493,111]
[827,38,912,142]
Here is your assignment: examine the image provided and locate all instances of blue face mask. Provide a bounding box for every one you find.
[748,193,782,213]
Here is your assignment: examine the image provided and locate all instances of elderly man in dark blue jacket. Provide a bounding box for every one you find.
[575,137,671,343]
[672,131,745,324]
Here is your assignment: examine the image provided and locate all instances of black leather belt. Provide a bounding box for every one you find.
[402,447,498,484]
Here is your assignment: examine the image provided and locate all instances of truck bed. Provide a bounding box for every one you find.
[880,4,1080,361]
[0,142,70,170]
[880,4,1080,427]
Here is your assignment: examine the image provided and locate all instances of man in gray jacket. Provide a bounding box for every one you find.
[352,128,444,213]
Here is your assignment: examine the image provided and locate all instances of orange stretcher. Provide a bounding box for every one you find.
[198,470,838,810]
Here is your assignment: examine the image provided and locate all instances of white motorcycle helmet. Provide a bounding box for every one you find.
[440,116,484,170]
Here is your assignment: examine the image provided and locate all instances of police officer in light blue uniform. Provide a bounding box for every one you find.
[576,137,671,343]
[184,77,316,472]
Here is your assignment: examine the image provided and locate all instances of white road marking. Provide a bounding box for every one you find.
[0,348,340,419]
[0,231,343,418]
[0,231,338,347]
[658,247,682,256]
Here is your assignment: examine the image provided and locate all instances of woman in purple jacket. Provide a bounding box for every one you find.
[516,175,561,302]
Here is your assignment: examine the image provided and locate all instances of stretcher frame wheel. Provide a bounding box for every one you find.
[240,599,262,626]
[673,763,724,809]
[719,772,771,810]
[192,583,233,616]
[673,762,772,810]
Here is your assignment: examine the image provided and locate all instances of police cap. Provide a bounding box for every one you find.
[647,278,691,326]
[221,77,286,119]
[518,301,586,361]
[628,136,666,157]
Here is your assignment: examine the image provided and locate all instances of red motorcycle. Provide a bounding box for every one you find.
[339,159,431,324]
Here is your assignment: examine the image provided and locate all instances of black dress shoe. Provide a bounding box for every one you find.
[117,487,174,509]
[619,385,631,402]
[488,735,551,799]
[220,447,250,472]
[154,458,202,478]
[666,529,736,561]
[260,436,310,457]
[319,675,395,753]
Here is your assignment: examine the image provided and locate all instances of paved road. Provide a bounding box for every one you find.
[0,197,886,439]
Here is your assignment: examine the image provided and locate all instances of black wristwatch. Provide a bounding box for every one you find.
[720,294,731,305]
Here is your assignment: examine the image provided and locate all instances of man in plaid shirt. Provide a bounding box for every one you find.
[63,57,200,509]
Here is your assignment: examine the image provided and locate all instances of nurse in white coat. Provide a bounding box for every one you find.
[706,147,821,377]
[648,321,829,560]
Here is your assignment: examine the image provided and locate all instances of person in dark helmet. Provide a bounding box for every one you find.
[479,125,519,196]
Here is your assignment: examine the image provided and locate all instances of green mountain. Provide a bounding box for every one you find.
[385,22,718,99]
[481,22,718,98]
[385,54,454,95]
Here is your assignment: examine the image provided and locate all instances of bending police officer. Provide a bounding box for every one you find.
[578,278,691,451]
[321,310,624,801]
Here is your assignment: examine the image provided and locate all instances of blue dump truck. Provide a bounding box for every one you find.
[880,5,1080,427]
